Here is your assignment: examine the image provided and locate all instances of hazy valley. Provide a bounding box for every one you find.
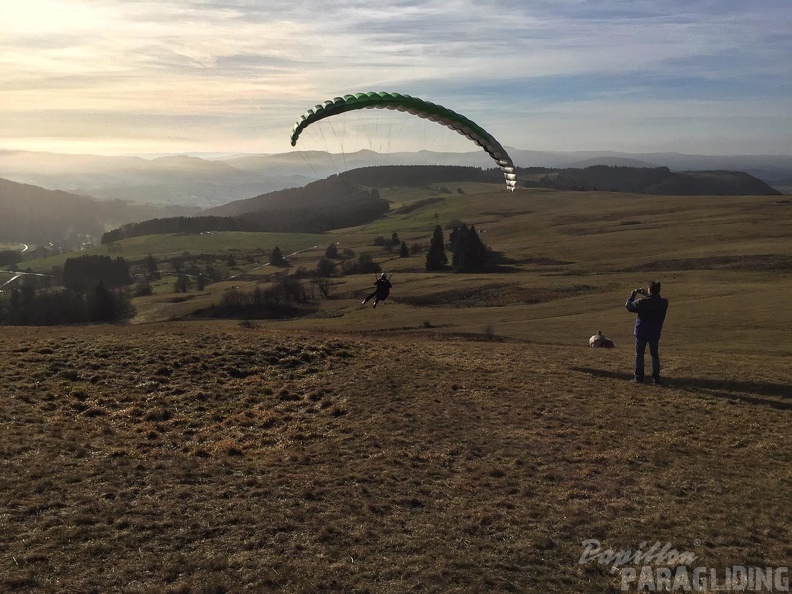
[2,148,790,209]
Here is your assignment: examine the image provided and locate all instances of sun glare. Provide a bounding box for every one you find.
[2,1,101,33]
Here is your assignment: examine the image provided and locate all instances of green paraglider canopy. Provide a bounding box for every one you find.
[290,91,517,191]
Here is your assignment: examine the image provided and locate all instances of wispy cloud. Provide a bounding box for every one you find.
[0,0,789,156]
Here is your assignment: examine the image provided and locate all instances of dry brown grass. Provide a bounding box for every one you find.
[250,190,792,359]
[1,322,790,593]
[3,188,791,592]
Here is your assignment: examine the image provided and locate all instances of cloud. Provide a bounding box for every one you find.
[0,0,790,155]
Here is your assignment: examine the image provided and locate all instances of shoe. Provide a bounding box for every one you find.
[651,377,662,386]
[372,302,377,308]
[630,377,643,384]
[361,300,366,305]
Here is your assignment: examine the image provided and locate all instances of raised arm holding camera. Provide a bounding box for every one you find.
[625,281,669,385]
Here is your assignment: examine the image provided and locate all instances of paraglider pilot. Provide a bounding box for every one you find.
[362,273,392,308]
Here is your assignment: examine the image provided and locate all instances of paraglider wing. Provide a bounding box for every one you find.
[289,92,517,191]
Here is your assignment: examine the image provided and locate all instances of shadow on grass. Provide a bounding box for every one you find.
[571,366,792,410]
[489,252,576,274]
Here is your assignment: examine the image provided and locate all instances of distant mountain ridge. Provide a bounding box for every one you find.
[0,150,312,208]
[1,148,789,207]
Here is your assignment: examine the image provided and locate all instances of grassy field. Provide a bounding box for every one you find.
[17,232,327,275]
[1,185,791,592]
[134,186,791,356]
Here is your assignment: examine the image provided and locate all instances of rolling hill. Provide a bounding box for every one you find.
[0,177,103,244]
[204,166,497,218]
[0,177,199,246]
[536,166,780,195]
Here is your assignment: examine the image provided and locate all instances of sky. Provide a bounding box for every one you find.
[1,0,791,158]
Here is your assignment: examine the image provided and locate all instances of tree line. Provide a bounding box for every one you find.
[0,282,132,325]
[426,223,491,272]
[0,254,134,325]
[525,165,780,195]
[101,216,260,243]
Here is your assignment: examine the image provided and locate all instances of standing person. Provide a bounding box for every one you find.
[362,273,392,308]
[625,281,669,384]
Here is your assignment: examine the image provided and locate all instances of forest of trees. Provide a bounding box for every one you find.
[531,165,780,195]
[0,250,23,267]
[62,255,132,291]
[101,216,259,243]
[0,254,136,325]
[0,283,133,325]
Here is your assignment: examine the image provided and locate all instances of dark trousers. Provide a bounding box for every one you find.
[635,337,660,380]
[363,291,387,304]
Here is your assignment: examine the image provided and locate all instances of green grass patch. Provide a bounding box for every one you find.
[16,231,327,272]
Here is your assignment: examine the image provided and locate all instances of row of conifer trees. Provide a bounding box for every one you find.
[426,223,489,272]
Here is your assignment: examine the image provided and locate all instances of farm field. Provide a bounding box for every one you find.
[2,185,791,592]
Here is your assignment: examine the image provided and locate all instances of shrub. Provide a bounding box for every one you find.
[341,253,381,275]
[270,246,286,266]
[316,258,336,277]
[215,277,311,319]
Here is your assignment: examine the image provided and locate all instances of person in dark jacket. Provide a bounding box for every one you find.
[362,273,392,308]
[625,281,669,384]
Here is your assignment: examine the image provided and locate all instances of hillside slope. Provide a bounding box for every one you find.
[537,166,780,195]
[0,324,789,592]
[0,178,103,244]
[103,175,390,241]
[204,166,497,217]
[0,177,199,246]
